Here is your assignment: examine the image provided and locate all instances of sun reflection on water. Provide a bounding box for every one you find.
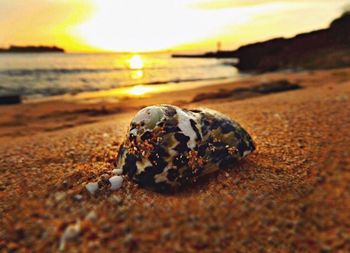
[130,69,144,80]
[127,85,154,96]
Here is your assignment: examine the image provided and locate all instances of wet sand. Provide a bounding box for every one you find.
[1,67,350,138]
[0,68,350,252]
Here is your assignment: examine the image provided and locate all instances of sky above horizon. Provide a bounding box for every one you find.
[1,0,349,52]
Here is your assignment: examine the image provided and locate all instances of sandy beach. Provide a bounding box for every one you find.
[1,67,350,252]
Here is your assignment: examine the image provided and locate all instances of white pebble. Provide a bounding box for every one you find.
[112,168,123,175]
[109,176,123,190]
[85,182,99,195]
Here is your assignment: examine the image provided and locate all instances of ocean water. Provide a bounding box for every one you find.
[0,53,241,99]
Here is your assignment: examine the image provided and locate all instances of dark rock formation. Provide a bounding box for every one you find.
[232,13,350,72]
[172,51,234,58]
[0,95,22,105]
[0,45,65,53]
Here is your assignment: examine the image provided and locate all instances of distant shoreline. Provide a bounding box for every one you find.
[172,51,234,59]
[0,45,65,53]
[173,12,350,72]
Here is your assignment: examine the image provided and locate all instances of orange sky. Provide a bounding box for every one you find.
[0,0,349,52]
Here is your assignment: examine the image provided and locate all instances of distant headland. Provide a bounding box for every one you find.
[0,45,65,53]
[173,12,350,72]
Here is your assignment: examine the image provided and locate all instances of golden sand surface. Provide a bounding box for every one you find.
[0,68,350,252]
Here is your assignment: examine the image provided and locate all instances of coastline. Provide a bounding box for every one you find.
[0,45,64,53]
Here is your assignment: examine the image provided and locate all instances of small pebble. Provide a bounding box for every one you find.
[109,176,123,190]
[59,220,81,251]
[62,180,69,189]
[54,192,67,202]
[85,182,99,195]
[112,168,123,175]
[85,210,97,221]
[73,194,83,201]
[109,195,123,205]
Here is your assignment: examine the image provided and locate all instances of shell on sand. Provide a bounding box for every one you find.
[115,105,255,190]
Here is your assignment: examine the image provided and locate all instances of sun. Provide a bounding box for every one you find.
[73,0,241,52]
[71,0,301,52]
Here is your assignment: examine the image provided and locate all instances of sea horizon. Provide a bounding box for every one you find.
[0,52,241,100]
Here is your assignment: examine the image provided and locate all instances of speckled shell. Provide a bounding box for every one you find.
[115,105,255,190]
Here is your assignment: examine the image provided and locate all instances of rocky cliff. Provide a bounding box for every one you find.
[232,13,350,72]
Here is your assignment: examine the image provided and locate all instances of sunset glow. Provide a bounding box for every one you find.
[73,0,301,52]
[0,0,349,52]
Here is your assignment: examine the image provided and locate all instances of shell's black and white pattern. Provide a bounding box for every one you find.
[115,105,255,190]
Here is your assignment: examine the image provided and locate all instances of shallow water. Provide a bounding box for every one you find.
[0,53,242,99]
